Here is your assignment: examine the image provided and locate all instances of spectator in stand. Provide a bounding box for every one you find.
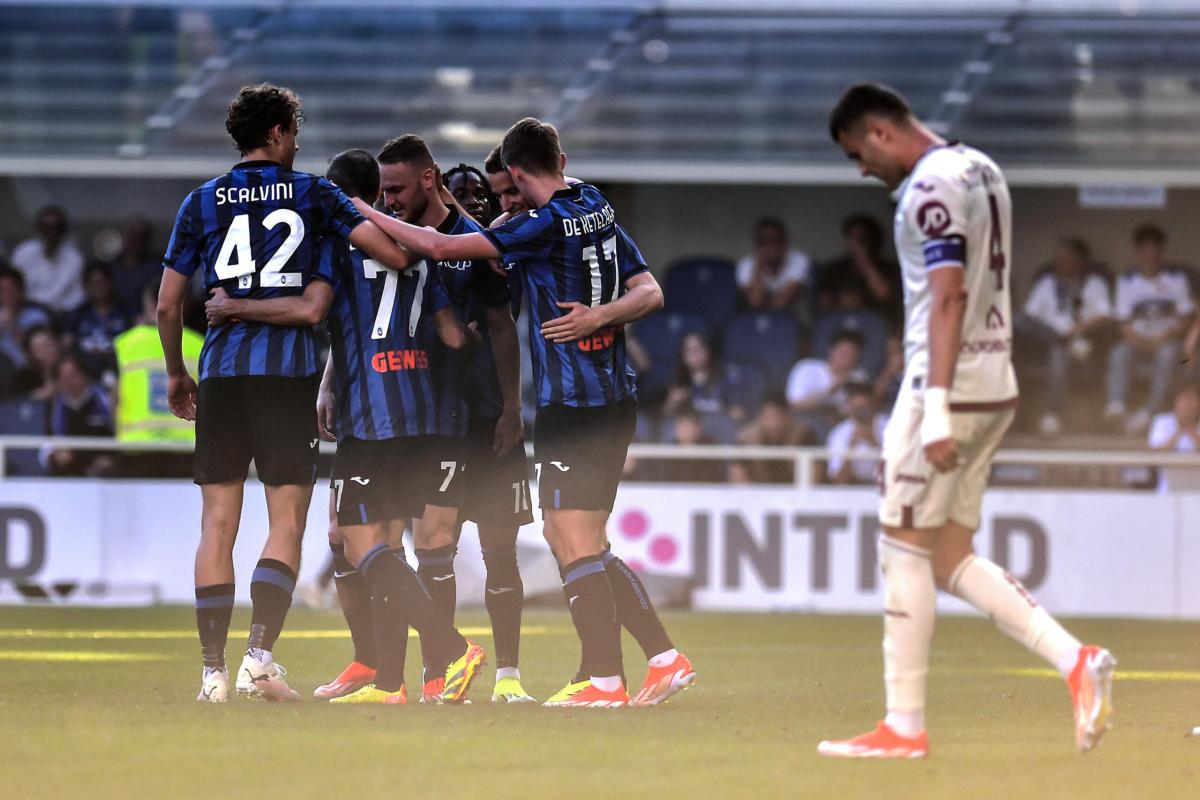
[729,392,813,484]
[10,205,85,313]
[824,378,887,485]
[1020,237,1113,436]
[663,333,747,423]
[107,216,160,316]
[631,405,728,484]
[785,329,864,439]
[815,214,902,326]
[873,334,904,411]
[13,325,63,400]
[1106,224,1195,434]
[736,217,810,312]
[0,265,51,371]
[43,353,116,477]
[65,261,133,382]
[1149,383,1200,454]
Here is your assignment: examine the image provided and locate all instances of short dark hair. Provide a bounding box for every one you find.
[35,204,67,228]
[761,390,790,411]
[326,149,380,201]
[484,144,505,175]
[841,214,883,248]
[225,83,303,155]
[1058,236,1091,260]
[501,117,562,175]
[377,134,434,169]
[22,324,54,355]
[0,265,25,292]
[53,352,88,381]
[754,217,786,238]
[83,260,113,285]
[831,329,866,350]
[828,82,912,142]
[1133,223,1167,247]
[443,162,490,192]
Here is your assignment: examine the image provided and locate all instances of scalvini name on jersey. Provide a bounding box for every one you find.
[214,183,294,206]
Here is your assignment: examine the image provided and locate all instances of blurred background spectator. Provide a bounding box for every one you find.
[1018,237,1114,436]
[107,216,160,316]
[0,265,50,381]
[1149,383,1200,454]
[736,217,810,314]
[872,334,904,411]
[14,325,62,400]
[729,393,814,484]
[10,205,85,313]
[663,333,748,424]
[1106,224,1195,435]
[43,352,116,477]
[66,261,133,382]
[814,214,902,328]
[824,378,887,485]
[786,329,864,439]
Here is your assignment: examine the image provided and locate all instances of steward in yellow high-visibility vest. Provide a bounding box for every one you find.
[114,323,203,442]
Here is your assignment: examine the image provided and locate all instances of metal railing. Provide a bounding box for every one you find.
[4,435,1199,488]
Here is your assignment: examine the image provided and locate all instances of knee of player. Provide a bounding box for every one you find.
[931,546,973,590]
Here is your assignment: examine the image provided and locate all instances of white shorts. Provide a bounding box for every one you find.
[879,383,1016,531]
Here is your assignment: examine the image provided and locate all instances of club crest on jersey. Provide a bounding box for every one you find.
[916,201,952,236]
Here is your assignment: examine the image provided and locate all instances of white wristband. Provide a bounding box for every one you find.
[920,386,953,446]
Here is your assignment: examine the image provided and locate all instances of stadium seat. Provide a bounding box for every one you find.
[663,257,740,327]
[632,310,711,401]
[810,309,890,376]
[0,399,48,476]
[721,311,799,391]
[722,360,768,419]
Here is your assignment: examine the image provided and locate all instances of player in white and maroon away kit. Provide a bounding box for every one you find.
[817,83,1115,759]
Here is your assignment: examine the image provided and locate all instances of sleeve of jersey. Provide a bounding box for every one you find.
[161,192,201,277]
[911,178,968,272]
[317,178,367,240]
[615,224,650,281]
[479,209,556,263]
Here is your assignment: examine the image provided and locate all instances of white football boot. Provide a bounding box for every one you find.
[196,666,230,703]
[235,653,301,702]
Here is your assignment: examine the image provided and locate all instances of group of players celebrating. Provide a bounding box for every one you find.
[159,79,1116,753]
[159,83,694,709]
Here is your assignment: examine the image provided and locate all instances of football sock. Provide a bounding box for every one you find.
[648,648,679,668]
[880,536,935,728]
[330,542,377,669]
[246,558,296,658]
[590,674,622,692]
[948,554,1082,678]
[560,556,622,681]
[482,545,524,670]
[496,666,520,681]
[195,583,235,670]
[885,709,926,739]
[359,544,466,692]
[601,548,675,660]
[416,544,458,622]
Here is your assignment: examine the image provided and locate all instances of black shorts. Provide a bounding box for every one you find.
[330,435,466,527]
[194,375,319,486]
[460,417,534,527]
[534,398,636,512]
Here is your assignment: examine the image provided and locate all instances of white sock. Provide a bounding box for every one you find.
[496,667,520,681]
[648,648,678,668]
[880,536,935,728]
[885,709,925,739]
[590,675,622,692]
[949,555,1081,678]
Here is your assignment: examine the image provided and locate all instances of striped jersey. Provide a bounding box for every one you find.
[326,238,452,441]
[481,183,648,409]
[434,208,513,423]
[162,160,364,381]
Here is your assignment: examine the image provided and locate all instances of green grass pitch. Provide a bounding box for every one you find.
[0,607,1196,799]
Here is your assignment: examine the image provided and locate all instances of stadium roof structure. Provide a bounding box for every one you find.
[3,0,1200,185]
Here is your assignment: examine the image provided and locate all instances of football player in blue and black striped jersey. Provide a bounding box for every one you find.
[350,118,695,708]
[158,83,422,705]
[204,147,489,706]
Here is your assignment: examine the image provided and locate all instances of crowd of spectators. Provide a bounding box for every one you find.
[2,202,1196,485]
[0,206,171,474]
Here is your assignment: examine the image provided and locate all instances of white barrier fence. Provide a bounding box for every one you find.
[0,437,1197,618]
